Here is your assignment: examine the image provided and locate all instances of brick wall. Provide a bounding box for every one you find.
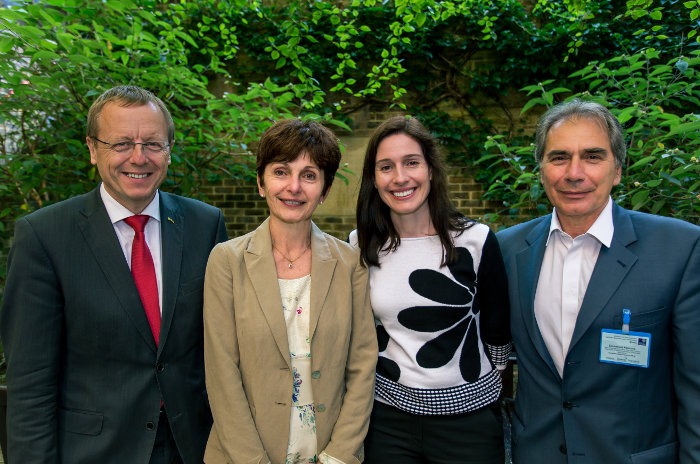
[199,178,360,241]
[447,166,502,221]
[0,166,499,293]
[199,164,499,242]
[0,164,497,302]
[202,178,267,238]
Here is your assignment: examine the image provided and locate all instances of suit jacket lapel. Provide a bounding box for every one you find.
[569,204,638,350]
[309,223,336,341]
[516,215,560,378]
[158,192,183,355]
[77,188,157,352]
[244,219,291,369]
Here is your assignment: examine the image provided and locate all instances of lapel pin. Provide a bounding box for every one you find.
[168,217,175,224]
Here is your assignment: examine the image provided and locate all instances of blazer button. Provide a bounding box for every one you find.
[311,370,321,379]
[317,404,326,412]
[157,363,165,372]
[146,421,155,430]
[559,444,567,454]
[563,401,574,410]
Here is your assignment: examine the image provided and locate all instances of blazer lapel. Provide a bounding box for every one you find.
[309,222,337,341]
[77,188,157,352]
[158,192,184,355]
[515,215,560,378]
[569,204,638,350]
[244,219,291,368]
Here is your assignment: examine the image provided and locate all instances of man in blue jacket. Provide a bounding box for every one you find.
[497,99,700,463]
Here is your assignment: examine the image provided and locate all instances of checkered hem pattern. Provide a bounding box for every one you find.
[375,368,502,415]
[486,342,513,369]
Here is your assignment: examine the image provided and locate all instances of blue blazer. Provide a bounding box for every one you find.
[0,187,228,464]
[497,203,700,464]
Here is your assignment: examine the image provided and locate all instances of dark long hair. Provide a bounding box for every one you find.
[355,115,474,267]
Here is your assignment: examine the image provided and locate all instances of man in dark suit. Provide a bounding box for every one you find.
[0,85,228,463]
[497,100,700,463]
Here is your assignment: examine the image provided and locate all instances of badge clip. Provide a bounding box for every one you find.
[621,309,631,333]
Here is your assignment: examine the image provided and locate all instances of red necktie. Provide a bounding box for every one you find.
[124,215,161,346]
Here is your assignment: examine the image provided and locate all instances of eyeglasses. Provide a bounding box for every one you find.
[92,137,169,154]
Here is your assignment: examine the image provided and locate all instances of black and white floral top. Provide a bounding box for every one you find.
[351,224,511,415]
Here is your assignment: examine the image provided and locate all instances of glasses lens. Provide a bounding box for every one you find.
[143,142,166,153]
[100,140,167,153]
[111,142,133,153]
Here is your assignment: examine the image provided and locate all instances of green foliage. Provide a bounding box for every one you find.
[0,0,332,303]
[135,0,680,179]
[2,0,698,256]
[1,0,698,378]
[0,0,297,221]
[479,45,700,224]
[184,0,647,145]
[581,48,699,220]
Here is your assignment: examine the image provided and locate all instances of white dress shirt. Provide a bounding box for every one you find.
[100,184,163,314]
[534,197,614,377]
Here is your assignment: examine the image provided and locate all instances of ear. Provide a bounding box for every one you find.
[320,185,331,204]
[87,137,98,165]
[257,174,265,197]
[613,164,622,186]
[167,141,174,165]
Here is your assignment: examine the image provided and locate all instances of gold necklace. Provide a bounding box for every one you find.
[272,240,310,269]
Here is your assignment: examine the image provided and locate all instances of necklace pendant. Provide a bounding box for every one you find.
[288,263,294,269]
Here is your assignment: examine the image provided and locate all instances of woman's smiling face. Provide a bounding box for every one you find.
[374,133,432,222]
[258,151,326,226]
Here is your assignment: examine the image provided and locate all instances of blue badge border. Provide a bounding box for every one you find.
[599,328,651,368]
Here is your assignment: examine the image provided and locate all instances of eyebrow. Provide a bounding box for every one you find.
[375,153,423,163]
[545,147,609,158]
[271,161,319,170]
[583,147,608,155]
[112,134,165,142]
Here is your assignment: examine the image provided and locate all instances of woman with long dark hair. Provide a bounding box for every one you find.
[350,115,511,464]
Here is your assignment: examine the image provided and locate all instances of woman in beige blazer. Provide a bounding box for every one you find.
[203,119,377,464]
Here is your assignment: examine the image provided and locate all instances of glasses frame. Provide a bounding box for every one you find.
[91,136,170,154]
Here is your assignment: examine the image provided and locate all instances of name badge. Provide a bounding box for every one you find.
[600,329,651,368]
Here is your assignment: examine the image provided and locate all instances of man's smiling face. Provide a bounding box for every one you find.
[540,116,621,237]
[88,101,171,213]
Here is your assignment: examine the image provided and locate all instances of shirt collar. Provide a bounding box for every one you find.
[100,183,161,224]
[547,197,614,248]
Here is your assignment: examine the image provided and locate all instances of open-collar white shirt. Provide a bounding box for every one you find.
[534,197,614,377]
[100,183,163,314]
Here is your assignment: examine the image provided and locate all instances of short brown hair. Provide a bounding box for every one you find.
[86,85,175,143]
[256,118,341,197]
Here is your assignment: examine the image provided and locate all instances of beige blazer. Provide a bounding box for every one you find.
[203,219,377,464]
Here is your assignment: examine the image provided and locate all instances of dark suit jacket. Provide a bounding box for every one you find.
[497,203,700,464]
[0,187,228,464]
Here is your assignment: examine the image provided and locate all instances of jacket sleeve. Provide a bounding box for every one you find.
[203,243,272,464]
[476,230,512,368]
[673,232,700,464]
[0,217,62,464]
[321,254,378,464]
[214,209,229,244]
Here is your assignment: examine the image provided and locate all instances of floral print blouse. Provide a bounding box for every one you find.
[279,275,316,464]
